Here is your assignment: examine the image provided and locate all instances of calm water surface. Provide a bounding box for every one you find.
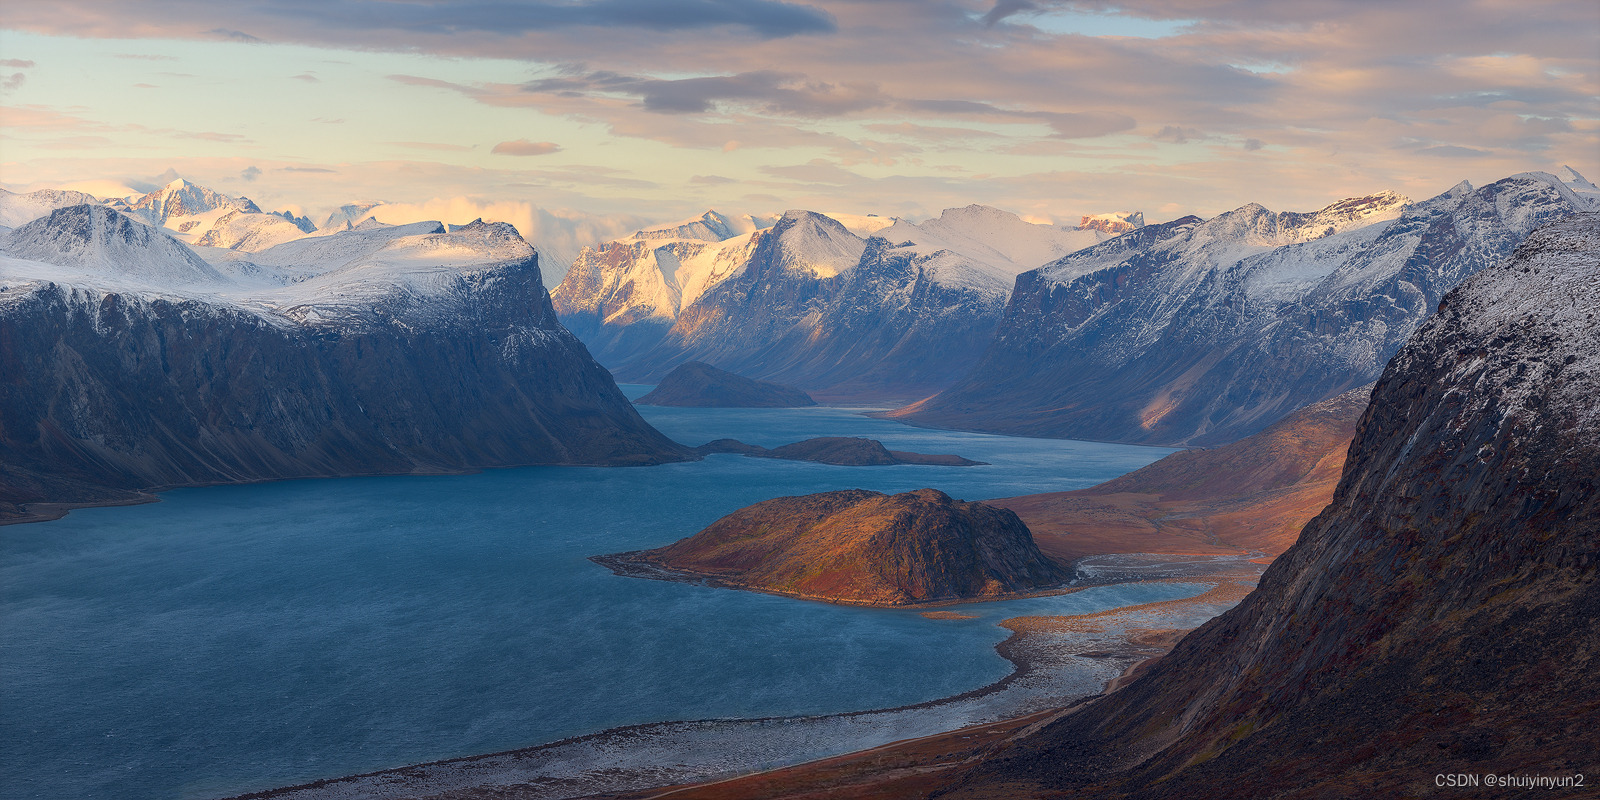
[0,389,1177,799]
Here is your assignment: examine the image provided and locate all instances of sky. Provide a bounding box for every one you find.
[1,0,1597,259]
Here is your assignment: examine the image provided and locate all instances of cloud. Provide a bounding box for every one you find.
[1,0,1594,231]
[761,159,864,184]
[390,141,474,152]
[188,0,836,40]
[182,131,249,143]
[980,0,1035,27]
[691,174,736,184]
[521,69,887,116]
[491,139,563,156]
[0,59,34,68]
[2,73,24,91]
[204,28,261,43]
[1153,125,1203,143]
[1415,145,1490,158]
[292,73,319,82]
[863,122,1003,141]
[281,166,339,173]
[58,179,143,199]
[241,165,262,181]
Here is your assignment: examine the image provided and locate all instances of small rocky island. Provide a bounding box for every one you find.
[634,361,816,407]
[595,488,1069,606]
[695,436,986,466]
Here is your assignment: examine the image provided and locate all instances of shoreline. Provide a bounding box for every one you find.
[589,550,1096,609]
[0,452,704,529]
[218,567,1260,800]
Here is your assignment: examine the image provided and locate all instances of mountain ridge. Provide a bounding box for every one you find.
[0,204,689,523]
[891,172,1590,446]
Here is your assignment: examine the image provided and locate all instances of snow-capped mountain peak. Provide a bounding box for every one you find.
[0,187,104,232]
[2,204,227,288]
[879,204,1104,288]
[629,209,747,242]
[1078,211,1144,235]
[129,178,260,227]
[1560,166,1600,209]
[765,210,866,278]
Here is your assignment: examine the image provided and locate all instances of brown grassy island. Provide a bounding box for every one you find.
[595,488,1068,606]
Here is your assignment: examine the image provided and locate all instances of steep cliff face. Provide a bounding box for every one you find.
[610,488,1068,606]
[0,207,688,521]
[895,174,1590,446]
[950,213,1600,798]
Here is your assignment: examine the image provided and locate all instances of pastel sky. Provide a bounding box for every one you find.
[2,0,1597,243]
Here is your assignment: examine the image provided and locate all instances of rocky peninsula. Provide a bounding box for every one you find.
[597,488,1068,606]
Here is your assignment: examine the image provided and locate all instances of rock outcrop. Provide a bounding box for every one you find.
[635,361,816,407]
[0,206,689,523]
[941,213,1600,797]
[893,174,1592,446]
[599,488,1068,605]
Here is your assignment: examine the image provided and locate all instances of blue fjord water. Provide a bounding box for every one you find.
[0,391,1181,800]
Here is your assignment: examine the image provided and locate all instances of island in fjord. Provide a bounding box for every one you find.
[695,436,986,466]
[634,361,816,407]
[597,488,1068,606]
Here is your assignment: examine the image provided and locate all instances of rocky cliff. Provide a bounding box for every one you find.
[894,174,1592,446]
[602,488,1068,606]
[635,361,815,407]
[944,213,1600,797]
[0,206,688,522]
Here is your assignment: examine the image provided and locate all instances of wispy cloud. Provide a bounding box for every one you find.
[491,139,563,156]
[0,0,1592,226]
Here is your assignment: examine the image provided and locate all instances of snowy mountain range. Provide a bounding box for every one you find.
[554,204,1121,400]
[890,171,1595,445]
[0,201,684,521]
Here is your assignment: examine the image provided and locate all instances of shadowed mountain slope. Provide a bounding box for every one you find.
[940,212,1600,798]
[0,207,688,523]
[893,174,1590,446]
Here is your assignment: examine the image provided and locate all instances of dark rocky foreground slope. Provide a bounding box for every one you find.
[0,206,688,523]
[634,361,816,407]
[895,173,1591,446]
[598,488,1067,606]
[936,213,1600,797]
